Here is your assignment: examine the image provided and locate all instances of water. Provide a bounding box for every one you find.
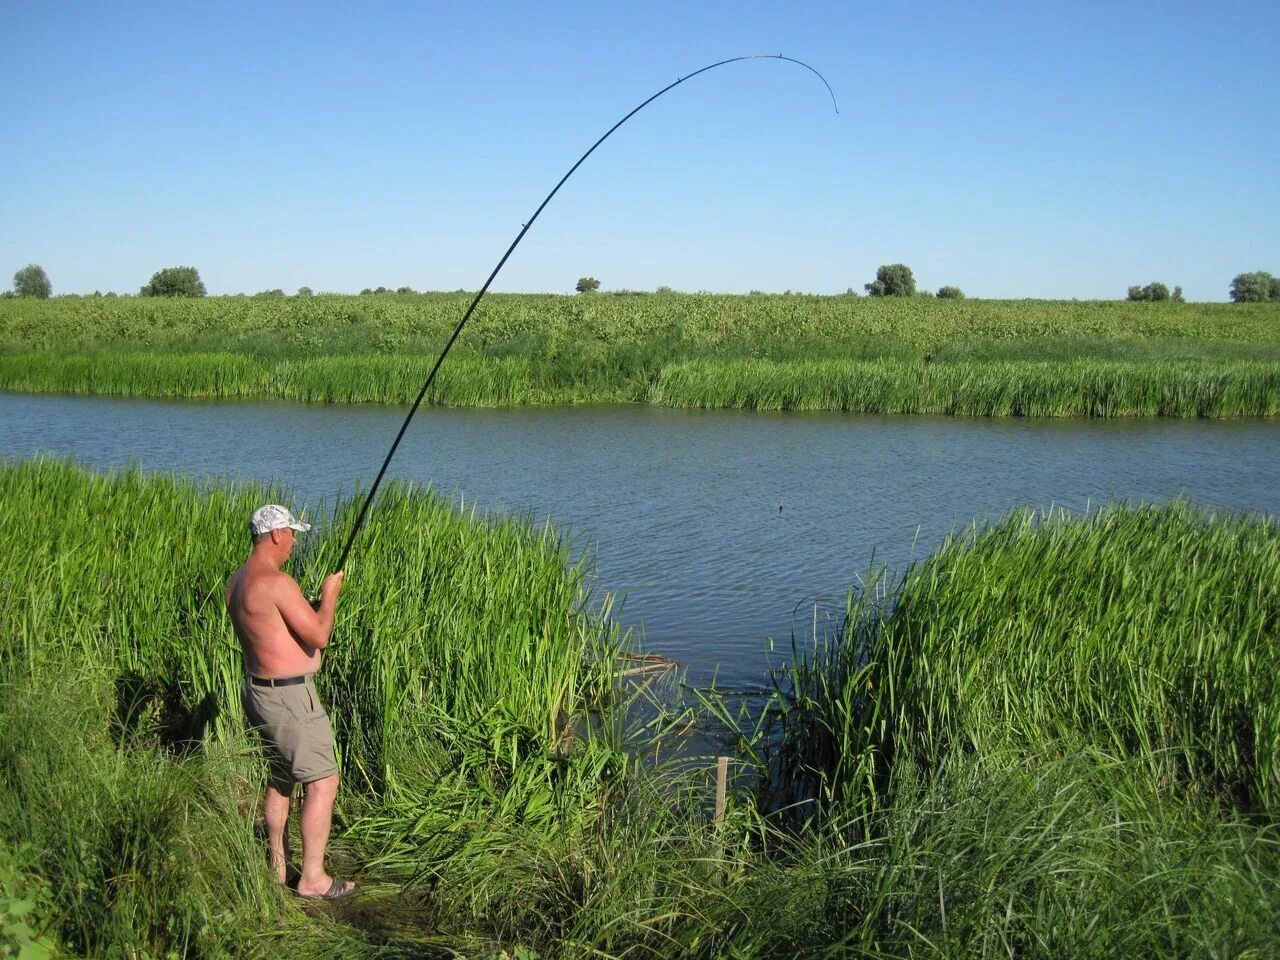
[4,392,1279,688]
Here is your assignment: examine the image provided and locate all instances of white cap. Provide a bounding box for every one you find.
[250,504,311,537]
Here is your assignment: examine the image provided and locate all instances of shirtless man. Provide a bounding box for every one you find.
[226,503,353,900]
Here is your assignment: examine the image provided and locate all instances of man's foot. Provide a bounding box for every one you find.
[295,875,356,900]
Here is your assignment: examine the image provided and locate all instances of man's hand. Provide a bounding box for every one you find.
[322,571,345,602]
[308,571,345,610]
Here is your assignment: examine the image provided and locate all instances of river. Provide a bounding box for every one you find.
[4,392,1278,688]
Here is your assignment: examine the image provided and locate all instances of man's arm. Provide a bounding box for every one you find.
[276,571,344,650]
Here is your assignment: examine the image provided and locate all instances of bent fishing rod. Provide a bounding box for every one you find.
[326,54,837,582]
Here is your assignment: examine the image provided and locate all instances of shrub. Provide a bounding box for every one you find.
[937,286,965,299]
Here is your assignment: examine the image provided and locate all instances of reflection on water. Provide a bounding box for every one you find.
[4,392,1278,687]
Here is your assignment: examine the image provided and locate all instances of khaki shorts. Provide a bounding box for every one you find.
[241,675,338,790]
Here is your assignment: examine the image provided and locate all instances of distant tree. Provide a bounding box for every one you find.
[360,288,373,295]
[1,290,15,299]
[1171,286,1185,303]
[1271,277,1280,301]
[1127,281,1173,302]
[937,285,965,299]
[296,286,313,297]
[13,264,52,298]
[374,286,390,294]
[656,285,673,294]
[864,263,915,297]
[395,286,414,295]
[1230,271,1273,303]
[575,276,600,293]
[140,266,205,297]
[253,288,285,298]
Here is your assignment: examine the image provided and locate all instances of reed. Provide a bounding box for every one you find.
[0,457,622,773]
[772,502,1280,814]
[3,294,1280,415]
[651,358,1280,416]
[4,460,1279,956]
[5,352,1280,416]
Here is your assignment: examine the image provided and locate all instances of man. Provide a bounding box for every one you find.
[226,503,353,900]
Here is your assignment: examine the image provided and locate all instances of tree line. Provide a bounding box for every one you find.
[8,262,1280,302]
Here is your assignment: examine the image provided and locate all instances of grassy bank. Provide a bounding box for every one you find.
[2,460,1278,956]
[3,293,1280,414]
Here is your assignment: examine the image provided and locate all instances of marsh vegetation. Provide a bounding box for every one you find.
[3,293,1279,415]
[2,459,1278,956]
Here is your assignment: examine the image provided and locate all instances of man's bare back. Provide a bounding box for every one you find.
[226,549,342,678]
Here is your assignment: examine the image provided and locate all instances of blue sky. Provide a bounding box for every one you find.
[3,1,1276,300]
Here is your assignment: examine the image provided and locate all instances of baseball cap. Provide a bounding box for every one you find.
[250,504,312,538]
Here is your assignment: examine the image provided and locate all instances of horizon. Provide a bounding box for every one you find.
[8,283,1252,304]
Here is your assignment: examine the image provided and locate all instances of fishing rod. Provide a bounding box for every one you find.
[327,54,837,581]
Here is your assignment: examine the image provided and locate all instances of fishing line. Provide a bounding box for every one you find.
[328,54,837,581]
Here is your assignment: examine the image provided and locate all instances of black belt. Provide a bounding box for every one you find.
[249,675,308,688]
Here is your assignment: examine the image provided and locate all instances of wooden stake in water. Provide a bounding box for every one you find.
[714,755,729,831]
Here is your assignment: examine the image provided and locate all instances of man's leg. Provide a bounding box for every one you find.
[296,773,354,897]
[263,782,292,884]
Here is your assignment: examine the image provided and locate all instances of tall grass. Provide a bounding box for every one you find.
[652,357,1280,415]
[772,502,1280,813]
[5,353,1280,416]
[3,294,1280,414]
[0,457,622,770]
[4,460,1279,956]
[4,294,1279,356]
[0,458,637,954]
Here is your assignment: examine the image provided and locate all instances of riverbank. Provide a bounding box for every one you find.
[3,294,1280,415]
[4,353,1280,416]
[3,459,1278,956]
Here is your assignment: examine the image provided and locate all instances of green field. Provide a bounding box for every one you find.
[3,459,1278,957]
[3,293,1280,414]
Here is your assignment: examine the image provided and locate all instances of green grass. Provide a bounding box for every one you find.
[3,459,1279,956]
[3,293,1280,414]
[651,357,1280,415]
[772,501,1280,814]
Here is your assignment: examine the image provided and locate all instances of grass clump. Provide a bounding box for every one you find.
[773,502,1280,814]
